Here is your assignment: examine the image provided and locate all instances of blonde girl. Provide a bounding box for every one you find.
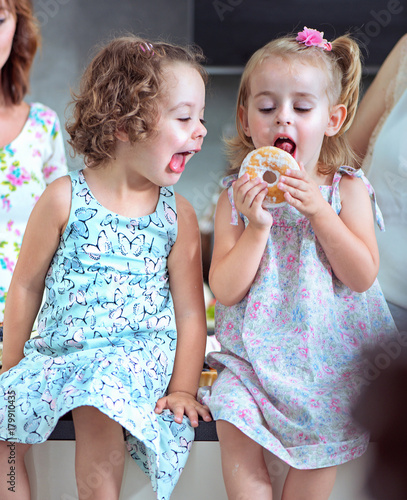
[199,28,396,500]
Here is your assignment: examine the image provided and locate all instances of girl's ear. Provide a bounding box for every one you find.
[238,105,251,137]
[115,129,129,142]
[325,104,347,137]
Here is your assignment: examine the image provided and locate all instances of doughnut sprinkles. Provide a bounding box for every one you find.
[239,146,300,207]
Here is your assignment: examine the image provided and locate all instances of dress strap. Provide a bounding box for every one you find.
[68,169,95,212]
[221,174,239,226]
[332,166,385,231]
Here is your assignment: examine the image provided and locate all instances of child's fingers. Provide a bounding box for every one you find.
[234,174,266,194]
[283,168,306,180]
[235,178,268,208]
[154,396,167,414]
[195,403,212,422]
[183,403,212,427]
[155,394,211,427]
[172,404,187,425]
[235,183,266,206]
[278,176,306,199]
[183,407,199,427]
[231,173,251,194]
[175,402,212,428]
[245,185,268,208]
[283,190,301,208]
[156,397,187,424]
[282,186,305,206]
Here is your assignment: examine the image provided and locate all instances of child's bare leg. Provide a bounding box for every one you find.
[217,419,273,500]
[0,441,31,499]
[281,465,337,500]
[72,406,126,500]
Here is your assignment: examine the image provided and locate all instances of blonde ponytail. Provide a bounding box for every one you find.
[319,35,362,171]
[331,36,362,135]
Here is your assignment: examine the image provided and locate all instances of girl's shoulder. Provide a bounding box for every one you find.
[43,174,72,208]
[174,192,197,227]
[334,166,385,230]
[174,191,190,210]
[27,102,60,123]
[334,166,370,185]
[32,174,72,234]
[25,102,62,137]
[337,170,368,200]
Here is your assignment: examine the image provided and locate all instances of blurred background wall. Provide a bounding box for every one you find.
[29,0,407,223]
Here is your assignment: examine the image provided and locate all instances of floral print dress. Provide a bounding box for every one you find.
[199,166,397,469]
[0,170,194,500]
[0,102,67,321]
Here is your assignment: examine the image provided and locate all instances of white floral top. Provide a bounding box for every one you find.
[362,37,407,310]
[0,102,67,321]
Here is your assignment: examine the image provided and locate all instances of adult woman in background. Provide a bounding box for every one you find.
[0,0,67,322]
[349,34,407,332]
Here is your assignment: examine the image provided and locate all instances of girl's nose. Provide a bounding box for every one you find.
[276,107,292,125]
[276,117,291,125]
[193,120,207,139]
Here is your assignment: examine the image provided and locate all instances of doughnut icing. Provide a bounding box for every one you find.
[239,146,300,207]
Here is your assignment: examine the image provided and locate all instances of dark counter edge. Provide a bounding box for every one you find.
[48,412,218,441]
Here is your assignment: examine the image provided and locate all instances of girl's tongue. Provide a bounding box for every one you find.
[274,138,296,156]
[169,153,186,173]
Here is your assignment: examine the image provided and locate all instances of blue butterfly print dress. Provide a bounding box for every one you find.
[0,169,194,500]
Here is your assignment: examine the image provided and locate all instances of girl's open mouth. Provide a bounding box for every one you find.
[274,137,296,157]
[169,152,193,173]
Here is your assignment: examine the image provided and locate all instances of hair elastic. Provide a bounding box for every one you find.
[139,42,154,55]
[296,27,332,51]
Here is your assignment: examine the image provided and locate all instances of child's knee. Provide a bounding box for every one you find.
[72,406,125,447]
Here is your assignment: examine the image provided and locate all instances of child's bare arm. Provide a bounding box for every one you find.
[155,194,211,426]
[280,169,379,292]
[348,34,407,162]
[1,176,71,372]
[209,176,272,306]
[327,175,379,291]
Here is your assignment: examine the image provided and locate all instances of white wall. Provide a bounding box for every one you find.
[26,440,375,499]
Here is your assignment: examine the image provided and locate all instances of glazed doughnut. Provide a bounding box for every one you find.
[239,146,300,207]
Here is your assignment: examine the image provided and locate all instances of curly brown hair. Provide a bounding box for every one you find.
[226,33,362,175]
[2,0,40,104]
[66,35,208,168]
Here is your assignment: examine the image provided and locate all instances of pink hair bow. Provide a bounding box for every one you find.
[296,27,332,51]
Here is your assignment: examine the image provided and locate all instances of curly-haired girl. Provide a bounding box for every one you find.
[0,34,211,500]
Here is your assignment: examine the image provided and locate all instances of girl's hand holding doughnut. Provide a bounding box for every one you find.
[232,174,273,229]
[239,146,300,207]
[278,166,330,219]
[237,146,331,223]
